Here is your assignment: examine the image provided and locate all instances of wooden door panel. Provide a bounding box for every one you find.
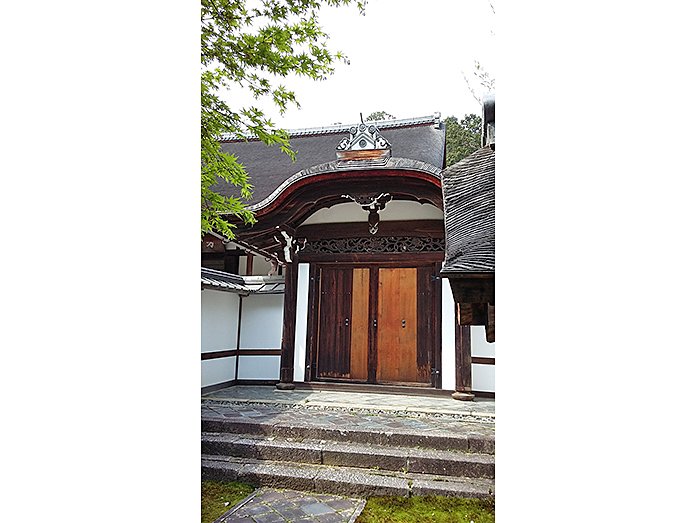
[350,268,370,380]
[377,268,420,383]
[317,267,352,378]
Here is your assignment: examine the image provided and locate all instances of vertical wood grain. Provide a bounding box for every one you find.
[317,267,352,378]
[377,268,418,383]
[350,268,370,381]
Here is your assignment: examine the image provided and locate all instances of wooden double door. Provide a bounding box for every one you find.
[311,263,440,386]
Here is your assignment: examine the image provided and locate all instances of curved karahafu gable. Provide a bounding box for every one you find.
[215,115,445,208]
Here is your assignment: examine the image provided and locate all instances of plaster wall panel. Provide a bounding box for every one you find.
[471,325,495,358]
[239,294,284,349]
[201,356,236,387]
[301,201,443,225]
[472,363,495,393]
[201,290,239,353]
[237,355,281,380]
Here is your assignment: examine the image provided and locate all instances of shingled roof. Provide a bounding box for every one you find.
[215,115,445,207]
[440,146,495,274]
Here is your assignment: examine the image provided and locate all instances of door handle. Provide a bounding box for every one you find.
[345,318,349,326]
[402,319,406,328]
[372,319,377,328]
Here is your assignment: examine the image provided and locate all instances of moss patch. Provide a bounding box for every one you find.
[356,495,495,523]
[201,480,256,523]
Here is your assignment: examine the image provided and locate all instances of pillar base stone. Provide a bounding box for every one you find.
[451,391,475,401]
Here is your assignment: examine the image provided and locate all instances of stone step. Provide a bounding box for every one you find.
[201,455,495,499]
[202,432,494,479]
[201,415,494,454]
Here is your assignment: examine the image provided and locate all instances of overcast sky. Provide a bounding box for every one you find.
[221,0,495,130]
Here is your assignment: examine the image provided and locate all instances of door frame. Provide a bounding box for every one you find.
[305,259,442,388]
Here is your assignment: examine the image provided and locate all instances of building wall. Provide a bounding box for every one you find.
[201,289,239,387]
[239,294,283,349]
[471,325,495,393]
[301,201,443,225]
[237,293,283,381]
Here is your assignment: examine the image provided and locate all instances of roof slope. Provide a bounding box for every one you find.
[201,267,248,293]
[215,116,445,206]
[440,146,495,274]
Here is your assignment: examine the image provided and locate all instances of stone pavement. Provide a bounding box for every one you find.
[215,487,365,523]
[202,401,495,441]
[204,386,495,520]
[203,385,495,419]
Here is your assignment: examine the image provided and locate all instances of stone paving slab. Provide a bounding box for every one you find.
[202,385,495,419]
[201,401,495,452]
[202,455,494,498]
[202,432,495,478]
[214,487,365,523]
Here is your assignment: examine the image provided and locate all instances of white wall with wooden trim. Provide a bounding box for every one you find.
[237,355,280,380]
[472,363,495,393]
[471,325,495,394]
[301,201,443,225]
[202,357,237,387]
[201,289,239,353]
[201,289,239,387]
[471,326,495,358]
[239,294,284,350]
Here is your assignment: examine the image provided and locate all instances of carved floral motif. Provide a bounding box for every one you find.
[302,236,445,254]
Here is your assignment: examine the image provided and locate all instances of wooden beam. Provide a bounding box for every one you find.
[453,317,474,401]
[486,304,495,342]
[457,303,489,326]
[277,259,299,389]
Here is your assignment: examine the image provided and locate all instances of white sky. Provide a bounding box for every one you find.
[221,0,495,129]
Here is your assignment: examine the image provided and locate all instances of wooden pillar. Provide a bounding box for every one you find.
[277,259,298,389]
[452,308,474,401]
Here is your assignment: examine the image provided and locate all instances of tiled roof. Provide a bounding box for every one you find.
[201,267,248,293]
[200,268,286,295]
[214,116,446,207]
[440,146,495,274]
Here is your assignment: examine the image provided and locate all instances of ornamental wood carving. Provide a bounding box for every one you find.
[302,236,445,254]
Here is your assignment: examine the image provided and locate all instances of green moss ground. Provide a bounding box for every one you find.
[356,495,495,523]
[202,481,494,523]
[201,481,255,523]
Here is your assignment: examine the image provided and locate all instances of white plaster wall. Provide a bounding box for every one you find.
[294,263,310,382]
[441,279,456,391]
[201,289,239,353]
[237,355,281,380]
[201,357,236,387]
[301,201,443,225]
[472,363,495,393]
[471,325,495,358]
[239,294,284,349]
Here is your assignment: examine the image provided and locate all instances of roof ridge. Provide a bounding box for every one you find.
[219,113,441,142]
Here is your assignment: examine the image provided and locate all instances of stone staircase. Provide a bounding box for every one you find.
[201,405,495,498]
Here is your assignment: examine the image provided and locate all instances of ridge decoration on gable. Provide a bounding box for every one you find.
[335,121,392,166]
